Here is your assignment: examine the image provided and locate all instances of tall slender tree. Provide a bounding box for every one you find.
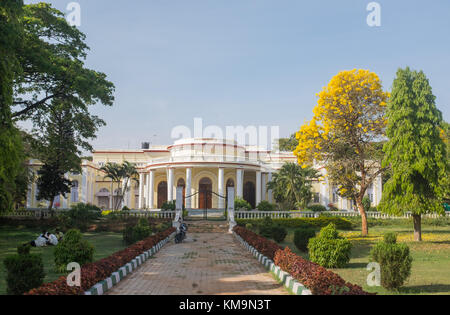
[380,68,448,241]
[36,102,81,211]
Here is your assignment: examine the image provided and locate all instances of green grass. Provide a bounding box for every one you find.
[0,225,126,295]
[279,223,450,295]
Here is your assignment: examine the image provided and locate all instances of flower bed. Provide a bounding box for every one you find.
[233,226,373,296]
[233,226,282,260]
[26,227,176,295]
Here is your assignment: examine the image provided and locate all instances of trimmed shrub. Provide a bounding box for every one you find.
[307,204,327,212]
[258,216,274,238]
[294,228,316,252]
[257,201,276,211]
[123,218,152,245]
[3,246,45,295]
[308,224,352,268]
[384,232,397,244]
[235,198,253,211]
[271,225,288,243]
[370,233,412,291]
[54,229,94,273]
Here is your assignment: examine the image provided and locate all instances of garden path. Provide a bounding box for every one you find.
[107,231,288,295]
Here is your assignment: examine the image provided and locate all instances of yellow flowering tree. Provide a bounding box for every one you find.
[294,69,390,236]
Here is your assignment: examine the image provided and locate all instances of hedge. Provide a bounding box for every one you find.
[237,217,353,230]
[25,227,176,295]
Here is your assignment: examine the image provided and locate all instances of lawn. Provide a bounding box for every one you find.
[280,221,450,295]
[0,225,126,295]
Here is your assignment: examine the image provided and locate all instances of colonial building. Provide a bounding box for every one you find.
[26,138,383,211]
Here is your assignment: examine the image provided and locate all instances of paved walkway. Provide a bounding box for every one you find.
[107,232,288,295]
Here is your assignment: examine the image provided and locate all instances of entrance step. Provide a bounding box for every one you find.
[186,220,230,233]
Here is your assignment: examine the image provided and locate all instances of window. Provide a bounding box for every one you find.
[332,186,339,203]
[313,193,320,204]
[71,181,79,203]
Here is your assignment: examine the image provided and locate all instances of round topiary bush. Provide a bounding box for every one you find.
[370,233,412,291]
[54,229,94,273]
[308,224,352,268]
[257,201,276,211]
[258,216,274,238]
[293,227,316,252]
[3,246,45,295]
[271,225,288,243]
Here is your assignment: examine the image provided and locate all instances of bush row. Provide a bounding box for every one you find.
[237,217,353,230]
[25,227,176,295]
[233,226,282,260]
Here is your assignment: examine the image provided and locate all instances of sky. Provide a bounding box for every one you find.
[24,0,450,150]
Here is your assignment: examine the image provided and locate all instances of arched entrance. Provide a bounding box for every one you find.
[177,178,186,208]
[157,181,168,208]
[199,177,212,209]
[244,181,256,209]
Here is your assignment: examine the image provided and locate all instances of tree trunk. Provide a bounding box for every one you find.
[356,198,369,237]
[413,214,422,242]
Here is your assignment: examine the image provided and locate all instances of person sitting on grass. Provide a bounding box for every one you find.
[26,231,49,248]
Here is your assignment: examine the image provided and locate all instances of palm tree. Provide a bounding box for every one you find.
[267,163,320,210]
[101,161,139,210]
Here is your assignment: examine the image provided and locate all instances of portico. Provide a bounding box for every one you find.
[138,165,271,210]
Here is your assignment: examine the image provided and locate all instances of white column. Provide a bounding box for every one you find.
[268,172,273,203]
[218,168,225,209]
[236,169,244,198]
[261,173,267,201]
[138,173,144,209]
[148,171,155,209]
[256,171,262,206]
[186,168,192,209]
[168,168,174,202]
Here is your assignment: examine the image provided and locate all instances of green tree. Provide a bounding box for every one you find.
[101,161,138,210]
[12,3,114,141]
[267,163,320,210]
[0,0,25,212]
[278,134,298,152]
[36,103,82,211]
[380,68,448,241]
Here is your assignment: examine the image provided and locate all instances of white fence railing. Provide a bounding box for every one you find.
[235,211,450,220]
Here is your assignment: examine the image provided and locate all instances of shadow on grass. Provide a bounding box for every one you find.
[400,284,450,295]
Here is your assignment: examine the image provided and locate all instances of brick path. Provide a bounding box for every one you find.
[107,232,288,295]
